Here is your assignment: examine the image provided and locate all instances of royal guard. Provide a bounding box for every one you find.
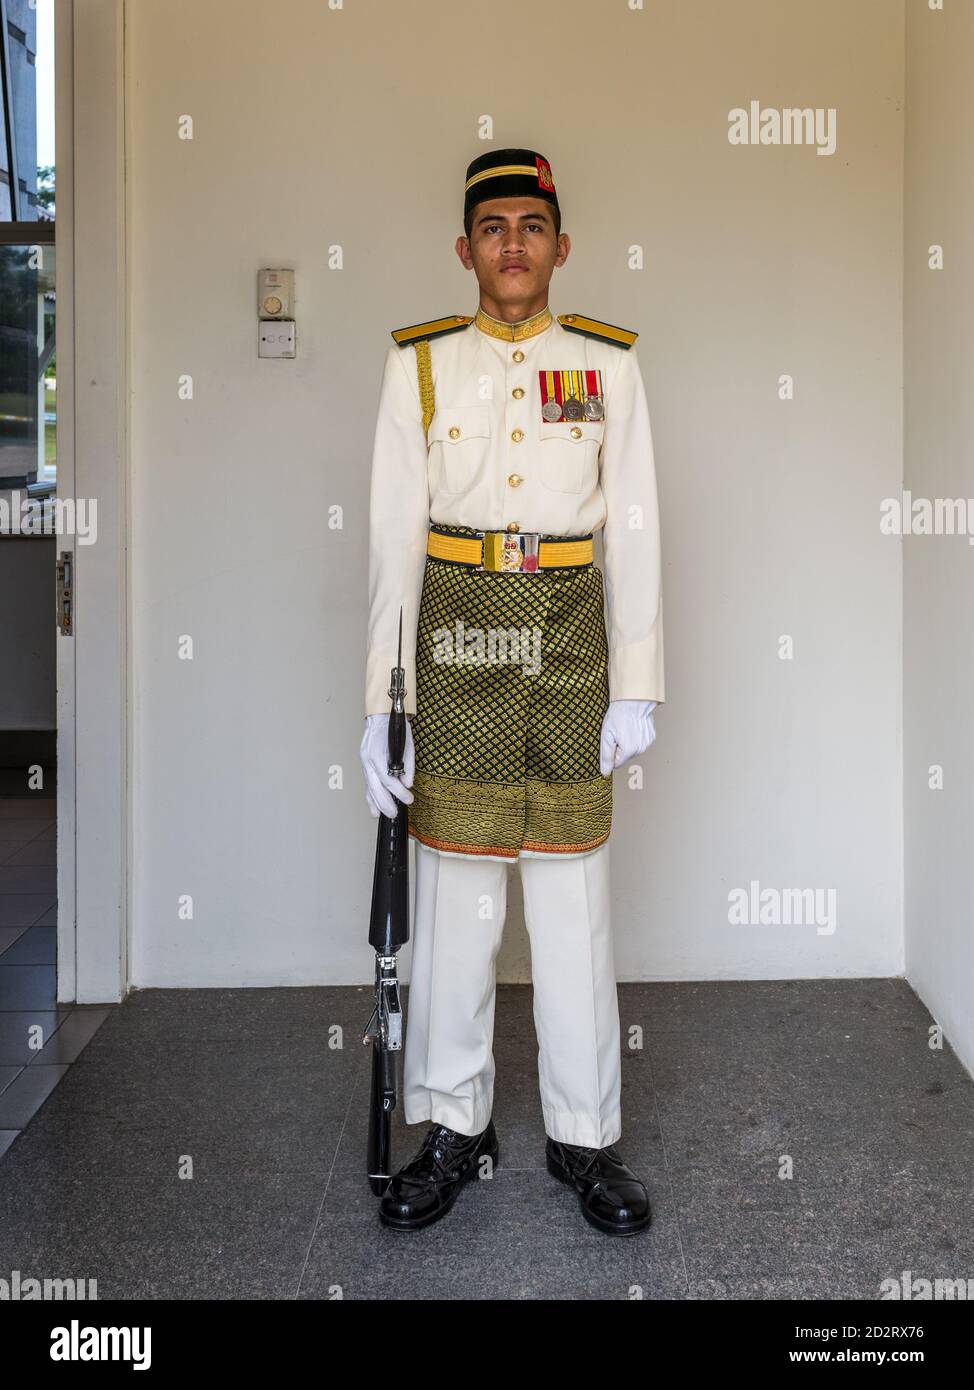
[360,147,664,1234]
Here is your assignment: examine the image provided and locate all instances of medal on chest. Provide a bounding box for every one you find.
[539,369,605,424]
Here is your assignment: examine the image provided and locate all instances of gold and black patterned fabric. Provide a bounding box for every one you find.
[410,524,611,858]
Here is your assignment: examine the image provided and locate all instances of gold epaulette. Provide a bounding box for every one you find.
[557,313,638,349]
[391,314,474,347]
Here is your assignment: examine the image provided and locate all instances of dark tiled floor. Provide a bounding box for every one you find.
[0,781,106,1161]
[0,974,971,1300]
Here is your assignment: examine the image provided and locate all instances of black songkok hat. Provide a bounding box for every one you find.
[463,147,559,221]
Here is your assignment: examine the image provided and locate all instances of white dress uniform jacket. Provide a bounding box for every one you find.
[365,307,664,717]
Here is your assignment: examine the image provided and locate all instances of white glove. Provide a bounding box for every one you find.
[599,700,658,776]
[360,714,415,819]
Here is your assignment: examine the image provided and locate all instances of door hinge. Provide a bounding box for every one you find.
[56,550,73,635]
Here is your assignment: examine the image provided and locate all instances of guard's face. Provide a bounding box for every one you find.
[456,197,570,306]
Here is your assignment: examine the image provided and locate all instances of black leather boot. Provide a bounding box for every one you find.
[379,1120,499,1230]
[546,1138,651,1235]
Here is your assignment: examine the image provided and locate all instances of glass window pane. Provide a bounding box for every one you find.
[0,242,55,490]
[1,0,54,223]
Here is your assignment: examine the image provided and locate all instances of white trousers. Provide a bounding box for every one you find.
[403,839,622,1148]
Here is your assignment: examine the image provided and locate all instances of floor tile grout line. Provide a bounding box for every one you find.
[642,1030,692,1296]
[0,1063,26,1097]
[0,904,58,929]
[0,925,31,958]
[0,806,57,834]
[293,1053,366,1299]
[0,821,58,878]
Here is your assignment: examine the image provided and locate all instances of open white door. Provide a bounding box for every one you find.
[55,0,128,1004]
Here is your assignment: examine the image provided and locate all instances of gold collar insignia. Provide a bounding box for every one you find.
[474,304,553,342]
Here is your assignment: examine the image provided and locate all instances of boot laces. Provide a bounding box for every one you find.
[419,1124,467,1178]
[572,1145,602,1176]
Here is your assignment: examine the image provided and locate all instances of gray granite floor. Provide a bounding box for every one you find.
[0,969,971,1300]
[2,775,972,1300]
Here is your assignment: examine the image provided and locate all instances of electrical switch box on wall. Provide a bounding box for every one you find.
[258,268,296,358]
[258,268,293,317]
[259,319,296,358]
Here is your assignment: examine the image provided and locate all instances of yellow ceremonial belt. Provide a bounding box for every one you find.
[426,529,593,572]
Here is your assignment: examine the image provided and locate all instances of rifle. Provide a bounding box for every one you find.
[363,611,410,1194]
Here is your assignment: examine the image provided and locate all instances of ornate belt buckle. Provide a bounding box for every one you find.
[481,531,540,573]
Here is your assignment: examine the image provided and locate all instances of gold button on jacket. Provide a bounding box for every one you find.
[366,310,664,717]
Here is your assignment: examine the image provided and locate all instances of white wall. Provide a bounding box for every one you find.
[903,0,974,1077]
[126,0,904,986]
